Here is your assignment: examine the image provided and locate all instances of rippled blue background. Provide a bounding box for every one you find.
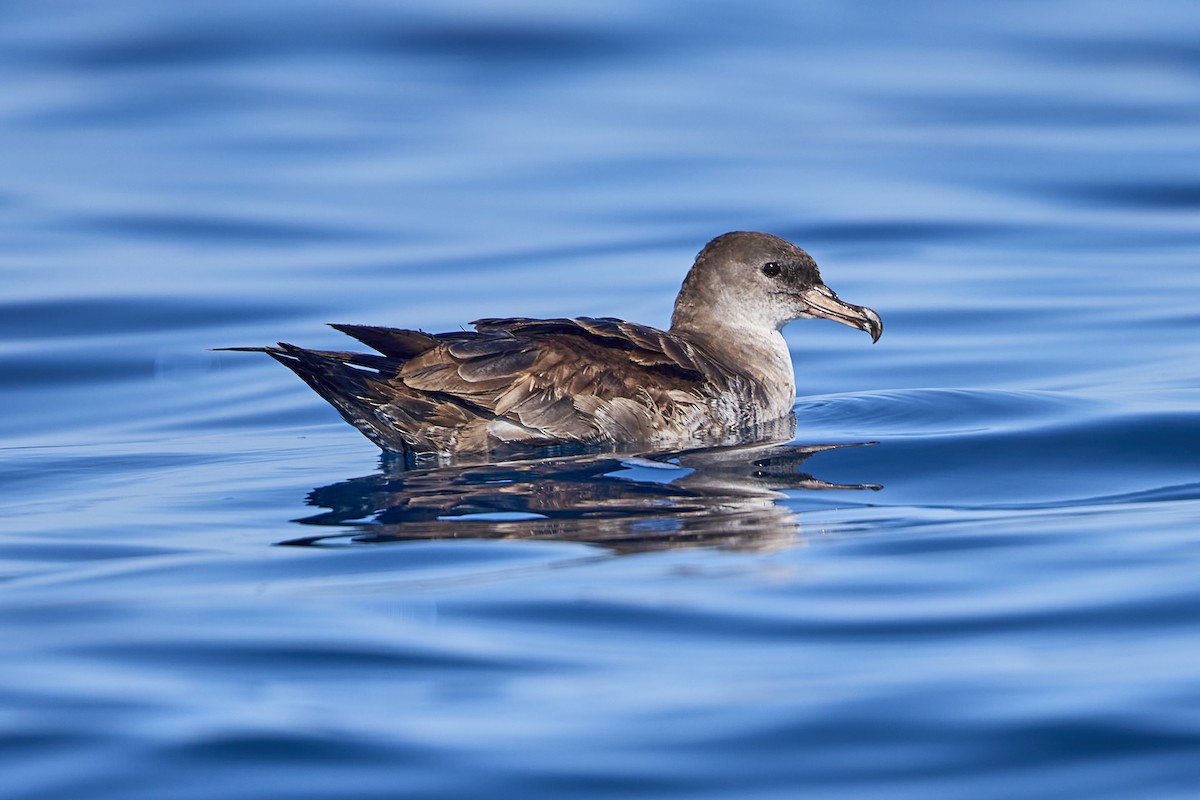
[3,1,1199,798]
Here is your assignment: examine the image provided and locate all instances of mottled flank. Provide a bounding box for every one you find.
[223,232,881,455]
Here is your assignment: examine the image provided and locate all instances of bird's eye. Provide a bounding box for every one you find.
[761,262,782,278]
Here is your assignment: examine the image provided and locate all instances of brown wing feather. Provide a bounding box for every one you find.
[391,317,732,446]
[242,317,738,454]
[329,324,439,359]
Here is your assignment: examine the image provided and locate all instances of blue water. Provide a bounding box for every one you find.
[3,1,1200,797]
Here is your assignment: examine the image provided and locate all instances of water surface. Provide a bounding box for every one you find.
[2,1,1199,798]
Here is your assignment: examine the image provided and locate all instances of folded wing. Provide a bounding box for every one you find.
[278,317,736,453]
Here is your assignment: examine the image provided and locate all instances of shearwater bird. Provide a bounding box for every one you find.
[222,232,881,456]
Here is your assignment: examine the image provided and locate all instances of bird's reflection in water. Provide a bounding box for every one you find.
[281,439,881,553]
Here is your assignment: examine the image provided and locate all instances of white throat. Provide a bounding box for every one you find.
[673,314,797,419]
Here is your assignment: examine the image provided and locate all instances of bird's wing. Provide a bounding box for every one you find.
[388,316,733,442]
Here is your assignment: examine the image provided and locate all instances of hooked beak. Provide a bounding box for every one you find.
[798,284,883,342]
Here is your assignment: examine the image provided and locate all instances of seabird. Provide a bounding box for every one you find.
[222,232,881,455]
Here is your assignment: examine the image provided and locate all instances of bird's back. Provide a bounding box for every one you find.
[242,317,753,455]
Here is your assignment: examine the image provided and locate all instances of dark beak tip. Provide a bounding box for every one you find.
[863,309,883,343]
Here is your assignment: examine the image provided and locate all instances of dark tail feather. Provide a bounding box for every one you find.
[212,346,279,353]
[217,344,410,453]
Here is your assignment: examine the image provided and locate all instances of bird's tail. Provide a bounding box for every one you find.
[215,344,408,453]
